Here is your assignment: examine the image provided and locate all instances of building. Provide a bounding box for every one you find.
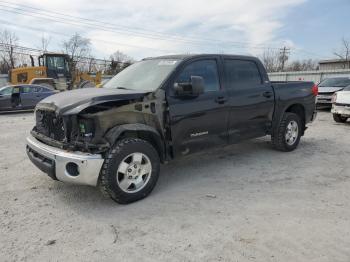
[319,59,350,70]
[0,74,8,87]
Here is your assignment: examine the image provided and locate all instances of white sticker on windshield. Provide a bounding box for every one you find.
[158,60,177,66]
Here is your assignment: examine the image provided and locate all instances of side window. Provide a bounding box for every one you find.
[224,60,262,89]
[21,86,34,93]
[34,86,43,92]
[17,72,28,83]
[177,60,220,92]
[12,86,20,94]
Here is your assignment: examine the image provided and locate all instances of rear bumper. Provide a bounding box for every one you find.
[316,94,333,105]
[332,104,350,117]
[26,135,104,186]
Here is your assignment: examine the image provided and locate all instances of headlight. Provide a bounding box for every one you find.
[79,118,94,138]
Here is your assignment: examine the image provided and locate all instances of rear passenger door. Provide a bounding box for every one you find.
[167,58,229,157]
[37,86,54,100]
[223,59,274,142]
[20,86,36,109]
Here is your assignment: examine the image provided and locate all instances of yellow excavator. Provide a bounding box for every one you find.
[8,53,102,91]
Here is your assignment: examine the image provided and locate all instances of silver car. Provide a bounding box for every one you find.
[0,84,56,112]
[317,77,350,107]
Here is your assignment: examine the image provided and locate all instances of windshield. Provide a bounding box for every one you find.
[343,86,350,91]
[46,56,67,72]
[104,59,180,91]
[319,78,350,87]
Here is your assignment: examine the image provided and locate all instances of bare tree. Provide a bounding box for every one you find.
[334,37,350,60]
[63,33,91,72]
[87,54,96,72]
[0,29,19,69]
[110,51,134,63]
[109,50,134,74]
[334,37,350,68]
[287,59,319,72]
[260,49,280,73]
[40,35,51,52]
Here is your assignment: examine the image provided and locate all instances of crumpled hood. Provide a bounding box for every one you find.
[318,86,344,93]
[37,87,149,115]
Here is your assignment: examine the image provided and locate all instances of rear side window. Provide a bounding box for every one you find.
[224,60,262,89]
[176,60,220,92]
[21,86,34,93]
[33,86,43,92]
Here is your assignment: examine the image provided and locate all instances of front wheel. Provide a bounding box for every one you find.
[333,114,348,123]
[272,112,302,152]
[99,138,160,204]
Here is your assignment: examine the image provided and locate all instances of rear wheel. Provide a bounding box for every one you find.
[272,112,302,152]
[99,138,160,204]
[333,114,348,123]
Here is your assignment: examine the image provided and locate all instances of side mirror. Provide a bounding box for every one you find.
[174,76,204,96]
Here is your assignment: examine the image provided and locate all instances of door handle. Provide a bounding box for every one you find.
[215,96,227,104]
[262,91,273,98]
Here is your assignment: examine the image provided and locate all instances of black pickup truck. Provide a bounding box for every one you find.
[26,54,317,204]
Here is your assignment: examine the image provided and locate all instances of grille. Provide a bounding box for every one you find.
[35,109,66,141]
[318,92,334,96]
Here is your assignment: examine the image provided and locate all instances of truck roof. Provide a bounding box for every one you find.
[143,54,259,61]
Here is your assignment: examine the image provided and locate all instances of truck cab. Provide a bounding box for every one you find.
[36,53,72,90]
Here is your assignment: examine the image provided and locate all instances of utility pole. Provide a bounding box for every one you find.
[279,46,290,72]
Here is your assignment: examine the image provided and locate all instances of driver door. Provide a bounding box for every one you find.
[0,87,13,110]
[167,58,230,157]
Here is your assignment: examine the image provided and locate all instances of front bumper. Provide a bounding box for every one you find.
[26,135,104,186]
[332,104,350,117]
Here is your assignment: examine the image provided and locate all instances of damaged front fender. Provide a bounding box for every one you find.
[104,123,166,161]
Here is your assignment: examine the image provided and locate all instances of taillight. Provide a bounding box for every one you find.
[312,84,318,96]
[331,93,337,104]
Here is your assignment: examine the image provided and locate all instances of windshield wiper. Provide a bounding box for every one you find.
[116,87,130,90]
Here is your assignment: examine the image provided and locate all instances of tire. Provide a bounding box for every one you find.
[333,114,348,123]
[272,112,302,152]
[99,138,160,204]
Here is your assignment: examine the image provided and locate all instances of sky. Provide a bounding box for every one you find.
[0,0,349,62]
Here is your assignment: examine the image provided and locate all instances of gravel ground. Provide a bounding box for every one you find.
[1,111,350,262]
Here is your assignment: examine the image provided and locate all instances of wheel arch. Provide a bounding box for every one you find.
[104,124,166,163]
[284,103,306,134]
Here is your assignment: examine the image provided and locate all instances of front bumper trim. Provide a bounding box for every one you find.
[26,135,104,186]
[332,105,350,117]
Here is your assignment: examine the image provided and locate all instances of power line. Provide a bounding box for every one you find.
[0,19,181,53]
[0,1,287,51]
[0,0,212,44]
[0,1,326,59]
[0,0,283,49]
[0,43,116,68]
